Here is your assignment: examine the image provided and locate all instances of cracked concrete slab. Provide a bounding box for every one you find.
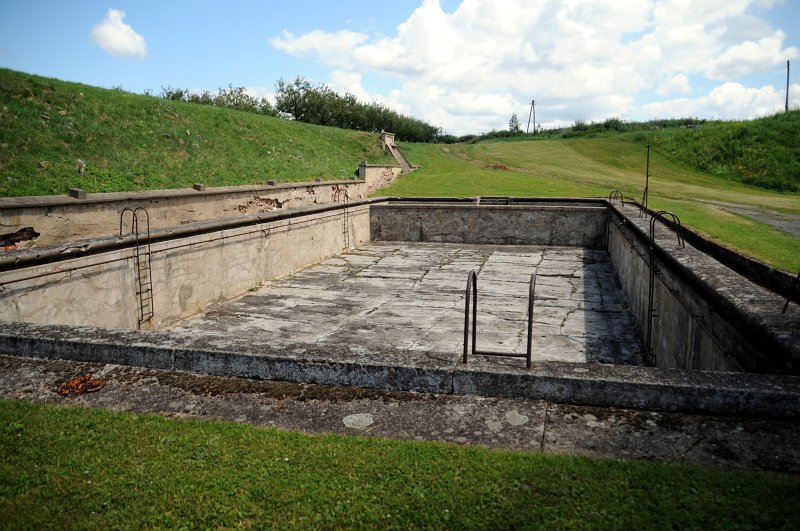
[166,242,645,366]
[1,355,797,474]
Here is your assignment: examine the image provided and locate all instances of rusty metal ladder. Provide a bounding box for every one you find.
[341,188,351,249]
[119,207,154,327]
[646,210,685,364]
[463,269,537,369]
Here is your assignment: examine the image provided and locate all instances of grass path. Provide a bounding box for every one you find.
[383,139,800,272]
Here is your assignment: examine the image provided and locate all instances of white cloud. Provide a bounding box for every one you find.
[245,86,275,103]
[270,0,798,134]
[641,81,799,119]
[657,74,691,96]
[271,30,368,68]
[707,30,797,79]
[90,9,146,59]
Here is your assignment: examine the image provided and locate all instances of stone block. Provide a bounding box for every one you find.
[68,188,86,200]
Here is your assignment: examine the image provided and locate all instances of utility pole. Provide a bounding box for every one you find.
[786,60,791,112]
[526,100,536,134]
[640,144,650,218]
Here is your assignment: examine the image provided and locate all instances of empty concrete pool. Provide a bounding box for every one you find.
[167,243,644,366]
[1,192,798,417]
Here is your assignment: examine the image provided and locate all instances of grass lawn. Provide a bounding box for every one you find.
[1,399,798,528]
[384,140,800,272]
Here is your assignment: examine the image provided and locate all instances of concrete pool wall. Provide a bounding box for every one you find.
[0,201,371,329]
[606,202,797,375]
[0,179,366,247]
[0,197,797,379]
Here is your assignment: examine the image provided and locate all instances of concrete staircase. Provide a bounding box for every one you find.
[381,132,413,173]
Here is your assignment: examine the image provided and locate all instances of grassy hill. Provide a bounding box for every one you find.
[629,113,800,192]
[0,69,394,197]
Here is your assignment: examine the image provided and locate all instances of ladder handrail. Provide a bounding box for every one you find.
[649,210,685,249]
[608,190,625,206]
[645,210,685,364]
[463,269,535,369]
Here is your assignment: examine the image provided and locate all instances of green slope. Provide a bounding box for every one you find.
[0,68,394,197]
[384,139,800,272]
[630,112,800,192]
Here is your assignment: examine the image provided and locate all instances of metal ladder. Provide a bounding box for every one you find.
[119,207,154,327]
[463,269,537,369]
[646,211,685,364]
[341,188,351,249]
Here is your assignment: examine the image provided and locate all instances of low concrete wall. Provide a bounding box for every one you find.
[358,163,402,193]
[0,180,366,247]
[607,203,798,374]
[0,202,371,329]
[370,201,608,248]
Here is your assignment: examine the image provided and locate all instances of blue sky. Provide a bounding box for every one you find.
[1,0,798,134]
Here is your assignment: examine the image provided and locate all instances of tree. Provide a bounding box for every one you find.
[509,113,521,133]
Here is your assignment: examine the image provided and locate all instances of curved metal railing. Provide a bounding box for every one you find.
[645,210,685,364]
[608,190,625,206]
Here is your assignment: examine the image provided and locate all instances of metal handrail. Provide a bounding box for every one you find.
[646,210,685,364]
[608,190,625,206]
[463,269,536,369]
[649,210,685,248]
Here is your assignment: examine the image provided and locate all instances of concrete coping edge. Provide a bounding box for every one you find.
[2,321,798,418]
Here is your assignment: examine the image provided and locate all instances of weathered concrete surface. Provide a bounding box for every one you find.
[358,163,401,192]
[168,242,644,365]
[0,180,365,247]
[0,203,371,329]
[2,305,799,416]
[608,202,800,374]
[370,203,608,248]
[1,355,798,474]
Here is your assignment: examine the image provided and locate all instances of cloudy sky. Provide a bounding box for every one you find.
[1,0,798,134]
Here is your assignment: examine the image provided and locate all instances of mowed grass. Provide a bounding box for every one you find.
[0,68,394,197]
[384,139,800,272]
[1,399,798,528]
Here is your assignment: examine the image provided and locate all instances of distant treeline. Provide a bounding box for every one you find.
[160,77,439,143]
[274,77,439,143]
[160,85,279,117]
[436,117,710,144]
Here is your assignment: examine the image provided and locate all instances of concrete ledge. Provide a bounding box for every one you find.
[0,179,365,209]
[453,362,800,417]
[2,321,798,418]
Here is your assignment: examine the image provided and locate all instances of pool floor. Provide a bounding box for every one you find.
[167,242,645,366]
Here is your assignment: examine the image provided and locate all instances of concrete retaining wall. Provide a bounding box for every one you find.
[370,201,608,248]
[0,180,366,247]
[0,203,371,329]
[607,204,798,374]
[358,163,402,193]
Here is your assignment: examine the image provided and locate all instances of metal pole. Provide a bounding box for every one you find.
[641,144,650,213]
[526,100,534,133]
[786,60,791,113]
[532,100,536,134]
